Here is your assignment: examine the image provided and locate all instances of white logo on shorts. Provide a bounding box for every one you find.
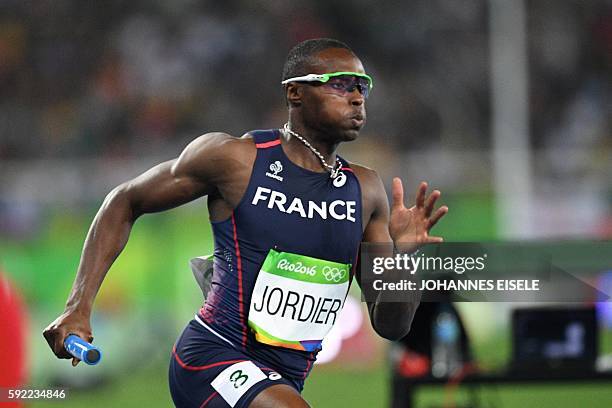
[267,371,282,381]
[211,361,267,407]
[266,161,284,182]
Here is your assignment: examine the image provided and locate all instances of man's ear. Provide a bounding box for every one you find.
[285,83,302,107]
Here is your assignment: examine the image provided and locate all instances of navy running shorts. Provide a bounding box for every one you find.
[169,318,303,408]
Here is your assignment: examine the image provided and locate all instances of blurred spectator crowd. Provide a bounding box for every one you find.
[0,0,609,160]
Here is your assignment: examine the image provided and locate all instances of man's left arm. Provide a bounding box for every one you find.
[357,174,447,340]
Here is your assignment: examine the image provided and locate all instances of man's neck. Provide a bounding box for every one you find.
[284,120,339,169]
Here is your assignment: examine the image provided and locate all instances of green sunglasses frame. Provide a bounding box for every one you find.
[281,71,374,90]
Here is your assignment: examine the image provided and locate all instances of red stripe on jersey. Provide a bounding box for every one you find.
[172,346,245,371]
[255,139,281,149]
[200,391,219,408]
[302,352,315,379]
[231,212,248,348]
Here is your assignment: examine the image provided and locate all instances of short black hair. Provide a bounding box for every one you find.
[282,38,354,81]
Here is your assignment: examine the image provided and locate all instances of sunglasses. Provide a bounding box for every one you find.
[281,71,373,99]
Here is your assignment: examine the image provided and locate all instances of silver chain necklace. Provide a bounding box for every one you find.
[282,123,343,179]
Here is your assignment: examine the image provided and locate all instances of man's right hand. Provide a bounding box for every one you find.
[43,310,93,367]
[41,133,243,367]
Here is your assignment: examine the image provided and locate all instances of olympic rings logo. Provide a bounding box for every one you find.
[322,266,347,283]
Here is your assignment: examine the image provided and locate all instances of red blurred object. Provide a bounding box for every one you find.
[0,270,28,407]
[397,349,430,378]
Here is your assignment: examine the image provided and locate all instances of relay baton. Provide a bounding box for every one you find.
[63,334,102,365]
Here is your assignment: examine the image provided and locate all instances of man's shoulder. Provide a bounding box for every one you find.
[345,161,387,215]
[175,132,257,179]
[346,161,381,185]
[184,131,256,160]
[189,131,255,150]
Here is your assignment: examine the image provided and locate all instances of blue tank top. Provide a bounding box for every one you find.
[199,129,363,380]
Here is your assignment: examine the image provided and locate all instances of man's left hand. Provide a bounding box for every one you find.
[389,178,448,246]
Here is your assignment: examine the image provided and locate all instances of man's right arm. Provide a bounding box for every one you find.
[43,132,238,362]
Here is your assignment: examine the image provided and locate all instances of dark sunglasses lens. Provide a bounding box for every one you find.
[325,76,370,98]
[356,77,370,98]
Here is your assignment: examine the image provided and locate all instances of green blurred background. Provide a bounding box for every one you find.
[2,199,612,407]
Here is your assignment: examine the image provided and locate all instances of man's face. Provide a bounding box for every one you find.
[292,48,367,142]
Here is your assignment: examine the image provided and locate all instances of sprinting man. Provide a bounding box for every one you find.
[44,38,447,407]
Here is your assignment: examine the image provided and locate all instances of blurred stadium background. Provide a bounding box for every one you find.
[0,0,611,407]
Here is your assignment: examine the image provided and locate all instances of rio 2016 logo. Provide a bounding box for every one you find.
[322,266,346,283]
[277,259,317,276]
